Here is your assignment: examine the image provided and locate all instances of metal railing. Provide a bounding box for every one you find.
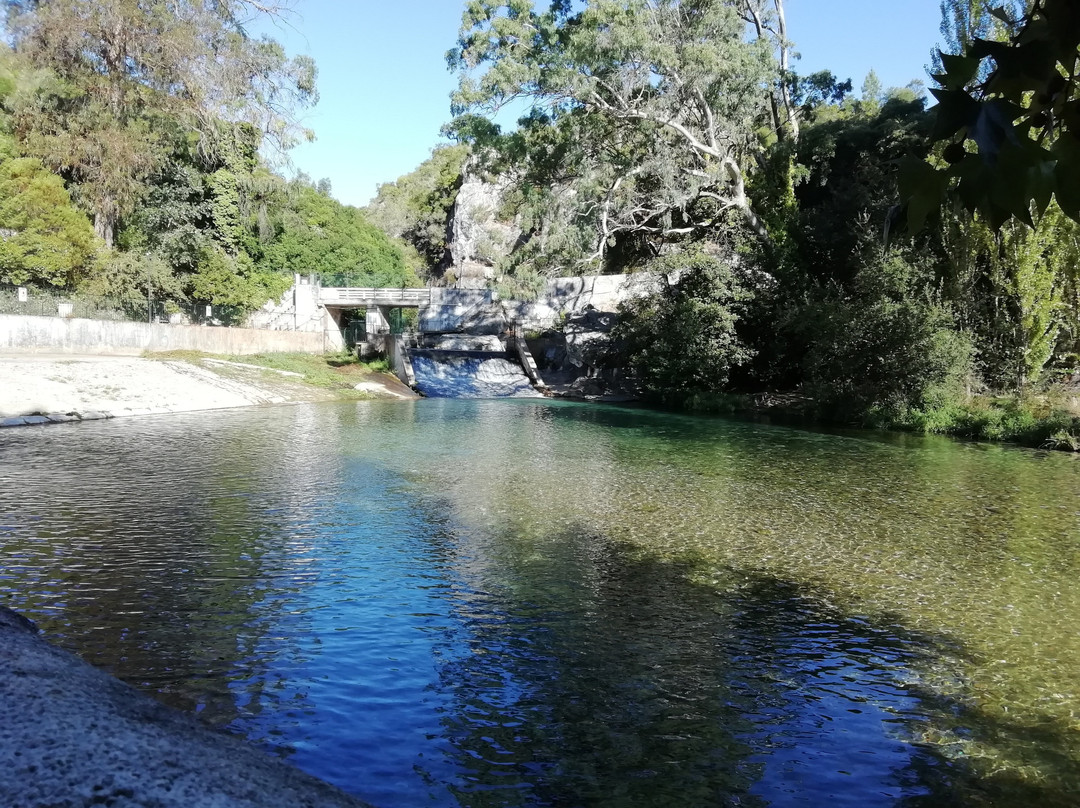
[0,285,249,326]
[319,287,432,307]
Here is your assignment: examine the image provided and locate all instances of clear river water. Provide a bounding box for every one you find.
[1,399,1078,807]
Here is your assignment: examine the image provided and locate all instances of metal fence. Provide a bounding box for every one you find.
[0,285,249,326]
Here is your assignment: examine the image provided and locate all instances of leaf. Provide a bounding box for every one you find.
[895,156,948,233]
[955,155,992,212]
[969,100,1022,163]
[1029,158,1057,218]
[938,52,983,90]
[929,88,980,141]
[1052,136,1080,222]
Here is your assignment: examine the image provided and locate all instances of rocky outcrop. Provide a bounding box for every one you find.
[447,167,520,286]
[527,307,637,401]
[0,607,374,808]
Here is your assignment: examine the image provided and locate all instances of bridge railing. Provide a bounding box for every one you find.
[320,287,432,307]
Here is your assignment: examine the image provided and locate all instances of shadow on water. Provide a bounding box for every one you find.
[417,519,1080,808]
[3,400,1078,807]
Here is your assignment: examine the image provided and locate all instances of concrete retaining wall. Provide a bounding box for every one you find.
[0,313,326,356]
[419,288,496,332]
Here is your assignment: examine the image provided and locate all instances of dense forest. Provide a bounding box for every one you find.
[0,0,417,322]
[2,0,1078,440]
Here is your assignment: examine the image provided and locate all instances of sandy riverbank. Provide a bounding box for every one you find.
[0,353,415,425]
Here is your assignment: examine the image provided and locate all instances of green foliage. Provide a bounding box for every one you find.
[262,184,419,288]
[447,0,780,277]
[1,0,317,245]
[860,70,884,115]
[793,97,932,284]
[78,252,185,312]
[224,352,363,389]
[903,0,1080,232]
[941,206,1068,389]
[365,144,467,275]
[880,393,1080,449]
[614,250,754,396]
[796,256,974,419]
[187,246,289,314]
[0,148,97,286]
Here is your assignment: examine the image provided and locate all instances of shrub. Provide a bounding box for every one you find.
[613,250,754,397]
[802,256,973,420]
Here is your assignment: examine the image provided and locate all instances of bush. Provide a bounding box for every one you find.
[802,256,973,419]
[613,250,754,397]
[0,154,98,287]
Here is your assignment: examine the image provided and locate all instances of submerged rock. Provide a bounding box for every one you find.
[0,607,374,808]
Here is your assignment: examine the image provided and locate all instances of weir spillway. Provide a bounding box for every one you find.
[318,286,547,399]
[390,334,546,399]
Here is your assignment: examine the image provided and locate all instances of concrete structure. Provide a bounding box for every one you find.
[0,272,655,366]
[249,274,344,351]
[316,286,496,342]
[0,313,326,356]
[0,607,373,808]
[504,273,663,332]
[319,286,432,345]
[385,334,417,388]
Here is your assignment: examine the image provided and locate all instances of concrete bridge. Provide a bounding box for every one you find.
[318,286,495,343]
[253,272,652,358]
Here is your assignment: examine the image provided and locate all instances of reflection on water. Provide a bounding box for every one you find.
[1,400,1078,807]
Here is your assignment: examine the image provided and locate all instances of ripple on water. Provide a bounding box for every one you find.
[1,400,1078,807]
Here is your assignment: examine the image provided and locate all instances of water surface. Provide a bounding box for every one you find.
[1,399,1077,806]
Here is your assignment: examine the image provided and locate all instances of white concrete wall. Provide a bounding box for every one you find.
[0,314,326,356]
[247,274,324,332]
[419,289,496,332]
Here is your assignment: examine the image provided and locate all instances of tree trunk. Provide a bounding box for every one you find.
[773,0,799,142]
[94,203,116,250]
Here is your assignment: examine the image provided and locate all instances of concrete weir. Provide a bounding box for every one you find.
[0,608,374,808]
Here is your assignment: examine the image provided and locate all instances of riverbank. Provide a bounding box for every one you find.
[0,607,374,808]
[666,389,1080,452]
[0,351,416,426]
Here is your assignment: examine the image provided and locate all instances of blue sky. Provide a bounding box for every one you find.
[268,0,946,208]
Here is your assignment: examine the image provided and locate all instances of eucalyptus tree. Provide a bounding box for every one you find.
[1,0,316,247]
[447,0,785,271]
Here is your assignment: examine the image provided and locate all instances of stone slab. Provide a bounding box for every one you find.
[0,607,375,808]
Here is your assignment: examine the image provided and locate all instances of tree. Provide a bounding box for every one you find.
[261,182,419,288]
[365,144,468,274]
[447,0,781,270]
[901,0,1080,233]
[2,0,316,247]
[0,142,98,287]
[860,70,883,115]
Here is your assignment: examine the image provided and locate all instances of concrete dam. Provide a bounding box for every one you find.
[319,286,547,398]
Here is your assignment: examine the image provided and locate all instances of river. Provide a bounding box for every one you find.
[1,399,1078,807]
